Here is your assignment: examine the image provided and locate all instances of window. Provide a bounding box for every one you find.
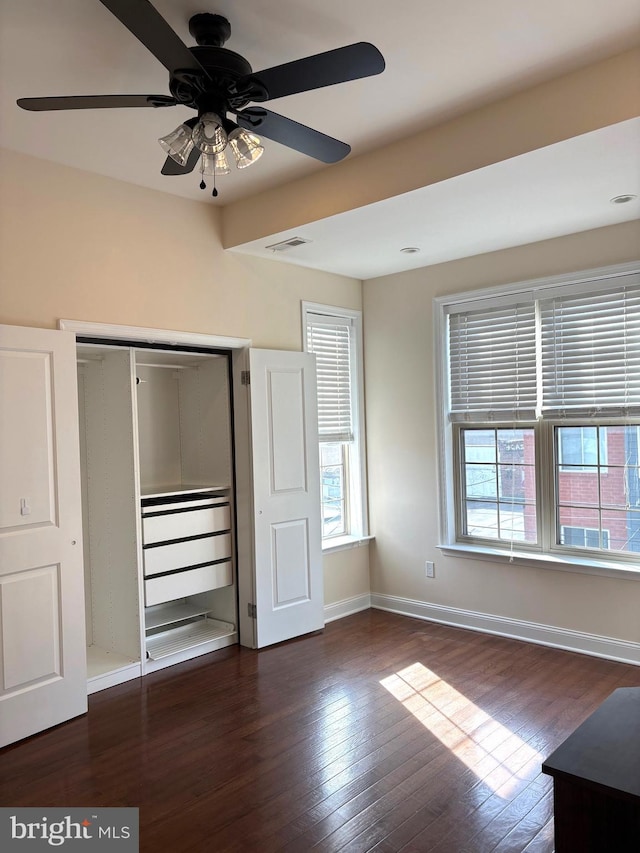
[437,265,640,565]
[320,443,347,537]
[560,526,610,550]
[458,427,537,544]
[303,303,368,545]
[556,424,640,552]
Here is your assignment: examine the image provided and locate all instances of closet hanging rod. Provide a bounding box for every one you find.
[135,362,192,369]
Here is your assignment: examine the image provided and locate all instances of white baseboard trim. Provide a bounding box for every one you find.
[324,593,372,623]
[370,593,640,666]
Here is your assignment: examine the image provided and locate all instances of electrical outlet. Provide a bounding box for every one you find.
[425,560,435,578]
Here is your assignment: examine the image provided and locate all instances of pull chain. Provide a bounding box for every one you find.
[199,163,219,197]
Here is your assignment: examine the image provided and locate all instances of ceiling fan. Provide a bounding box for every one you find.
[17,0,385,195]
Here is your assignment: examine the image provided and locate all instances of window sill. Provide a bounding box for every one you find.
[437,542,640,581]
[322,534,374,554]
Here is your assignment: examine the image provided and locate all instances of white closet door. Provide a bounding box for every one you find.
[249,349,323,648]
[0,324,87,747]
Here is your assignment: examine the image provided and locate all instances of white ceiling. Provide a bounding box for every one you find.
[231,118,640,279]
[1,0,639,277]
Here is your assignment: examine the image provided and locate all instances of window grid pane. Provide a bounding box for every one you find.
[461,428,537,544]
[320,442,348,538]
[555,425,640,553]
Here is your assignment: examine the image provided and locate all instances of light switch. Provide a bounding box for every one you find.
[20,497,31,516]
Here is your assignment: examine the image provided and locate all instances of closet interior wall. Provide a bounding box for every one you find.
[77,348,141,684]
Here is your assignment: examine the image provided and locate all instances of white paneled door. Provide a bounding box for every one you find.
[249,349,323,647]
[0,324,87,747]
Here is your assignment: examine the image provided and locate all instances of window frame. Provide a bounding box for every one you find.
[434,261,640,578]
[302,301,369,550]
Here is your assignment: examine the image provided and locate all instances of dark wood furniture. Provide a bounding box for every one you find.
[542,686,640,852]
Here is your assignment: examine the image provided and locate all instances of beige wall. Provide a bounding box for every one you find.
[363,220,640,643]
[0,147,368,606]
[3,145,639,640]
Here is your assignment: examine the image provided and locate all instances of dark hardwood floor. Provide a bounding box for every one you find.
[2,610,638,852]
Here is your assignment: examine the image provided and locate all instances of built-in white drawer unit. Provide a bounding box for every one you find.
[140,490,233,606]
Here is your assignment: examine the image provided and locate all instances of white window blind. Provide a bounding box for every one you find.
[306,313,354,442]
[447,300,537,421]
[539,282,640,417]
[447,277,640,421]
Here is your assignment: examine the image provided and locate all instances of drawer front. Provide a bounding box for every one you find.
[143,505,230,545]
[144,561,233,607]
[141,495,227,514]
[143,533,232,577]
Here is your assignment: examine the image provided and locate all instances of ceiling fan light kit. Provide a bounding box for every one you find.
[17,0,385,198]
[158,122,196,166]
[228,128,264,169]
[190,112,228,155]
[200,151,231,177]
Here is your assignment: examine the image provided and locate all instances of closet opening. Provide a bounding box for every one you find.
[75,337,239,692]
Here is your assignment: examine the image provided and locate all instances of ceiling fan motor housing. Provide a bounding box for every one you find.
[188,13,231,47]
[169,14,257,113]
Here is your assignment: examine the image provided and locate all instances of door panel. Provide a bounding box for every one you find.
[0,350,56,531]
[250,349,323,648]
[1,565,61,690]
[0,324,87,747]
[268,369,308,493]
[271,519,311,605]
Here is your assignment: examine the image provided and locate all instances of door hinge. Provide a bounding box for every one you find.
[248,603,257,619]
[241,370,250,386]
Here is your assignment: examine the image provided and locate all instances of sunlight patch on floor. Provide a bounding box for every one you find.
[380,662,542,797]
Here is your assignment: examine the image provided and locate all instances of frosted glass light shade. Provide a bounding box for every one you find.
[192,112,228,155]
[200,151,231,176]
[158,123,195,166]
[229,128,264,169]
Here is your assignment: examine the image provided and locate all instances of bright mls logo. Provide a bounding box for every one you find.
[0,808,138,850]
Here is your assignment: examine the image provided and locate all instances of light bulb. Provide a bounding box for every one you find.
[192,112,228,155]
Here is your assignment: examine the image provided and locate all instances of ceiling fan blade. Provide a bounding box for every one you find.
[239,42,385,102]
[161,150,201,176]
[99,0,208,77]
[17,94,177,111]
[237,108,350,163]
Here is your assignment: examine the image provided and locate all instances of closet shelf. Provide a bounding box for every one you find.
[140,484,229,499]
[145,618,235,660]
[145,602,211,630]
[86,645,139,679]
